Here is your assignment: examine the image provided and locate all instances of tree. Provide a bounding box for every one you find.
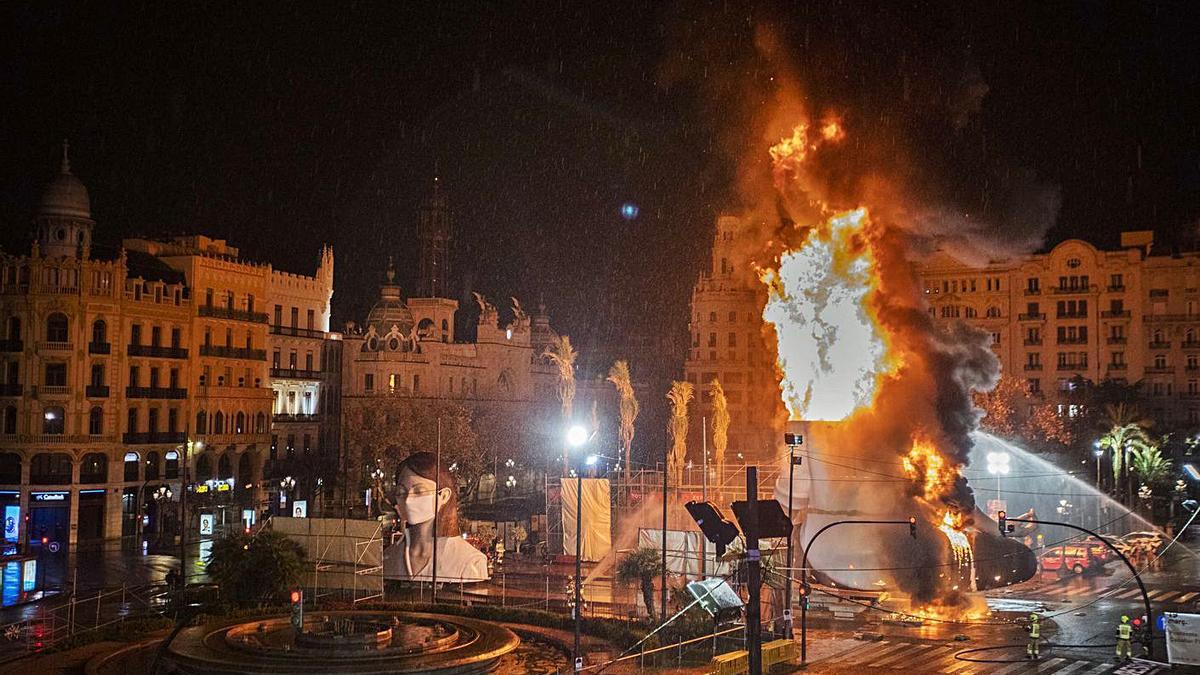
[666,381,694,485]
[607,360,639,483]
[1097,402,1152,481]
[543,335,578,472]
[207,530,306,606]
[1129,440,1173,487]
[975,373,1073,450]
[710,378,730,473]
[616,547,662,621]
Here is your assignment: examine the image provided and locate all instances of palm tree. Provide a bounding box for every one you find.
[616,547,662,621]
[207,530,306,606]
[542,335,577,471]
[666,381,694,485]
[606,360,639,483]
[710,378,730,475]
[1097,402,1152,483]
[1129,441,1173,487]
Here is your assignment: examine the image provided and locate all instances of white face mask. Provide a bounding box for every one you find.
[404,493,437,525]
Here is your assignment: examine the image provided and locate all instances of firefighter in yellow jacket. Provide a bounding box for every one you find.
[1116,615,1133,661]
[1026,613,1042,660]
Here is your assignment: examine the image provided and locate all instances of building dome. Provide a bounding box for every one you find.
[365,259,414,336]
[37,140,92,221]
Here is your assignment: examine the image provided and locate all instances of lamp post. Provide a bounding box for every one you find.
[985,452,1010,513]
[566,424,594,672]
[1094,445,1105,529]
[280,475,296,516]
[179,438,201,584]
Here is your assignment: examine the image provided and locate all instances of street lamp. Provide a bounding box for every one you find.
[280,475,296,516]
[985,452,1010,509]
[566,424,593,672]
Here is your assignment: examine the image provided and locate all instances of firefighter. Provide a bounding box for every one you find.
[1026,612,1042,660]
[1116,615,1133,661]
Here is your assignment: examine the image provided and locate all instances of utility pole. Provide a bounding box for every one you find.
[745,466,761,675]
[700,417,707,580]
[661,451,668,622]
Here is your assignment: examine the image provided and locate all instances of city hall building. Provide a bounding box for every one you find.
[0,144,336,556]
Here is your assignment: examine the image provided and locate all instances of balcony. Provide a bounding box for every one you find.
[0,339,23,353]
[1023,288,1041,296]
[1019,313,1046,321]
[1107,337,1127,345]
[1145,366,1175,375]
[1149,341,1171,349]
[1024,364,1043,371]
[270,367,321,380]
[127,344,189,359]
[38,341,72,352]
[123,431,187,445]
[270,325,326,339]
[1056,312,1089,319]
[1023,338,1043,346]
[0,384,21,397]
[87,342,111,355]
[1057,337,1089,345]
[1184,341,1200,350]
[125,386,188,400]
[0,433,116,445]
[199,305,269,323]
[40,385,69,396]
[1052,285,1095,295]
[1101,310,1131,319]
[1108,285,1126,292]
[273,412,319,423]
[1107,363,1128,371]
[1056,363,1087,371]
[200,344,267,361]
[1144,314,1198,322]
[85,384,110,398]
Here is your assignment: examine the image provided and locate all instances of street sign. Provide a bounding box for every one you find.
[1165,612,1200,666]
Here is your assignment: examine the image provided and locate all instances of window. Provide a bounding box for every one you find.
[1189,355,1199,370]
[289,351,297,369]
[270,435,278,460]
[274,305,283,326]
[124,452,139,481]
[728,332,737,347]
[986,307,1001,318]
[165,451,179,479]
[0,453,18,483]
[1110,274,1123,289]
[728,311,736,323]
[255,412,266,433]
[45,313,68,342]
[364,373,374,391]
[305,352,314,371]
[42,406,65,434]
[272,350,281,368]
[167,408,178,433]
[196,409,207,434]
[213,411,224,434]
[291,307,299,327]
[145,451,160,480]
[307,309,315,330]
[127,408,138,433]
[286,434,295,459]
[91,319,106,345]
[303,434,311,454]
[89,406,103,435]
[991,332,1001,345]
[147,408,159,433]
[708,333,717,348]
[171,327,181,348]
[44,362,67,386]
[1026,302,1039,316]
[3,406,15,434]
[235,411,245,434]
[151,325,162,347]
[149,367,160,389]
[1027,378,1041,394]
[130,323,142,346]
[6,317,20,341]
[1155,354,1168,369]
[196,454,212,481]
[30,453,71,484]
[1026,278,1039,293]
[1111,352,1126,366]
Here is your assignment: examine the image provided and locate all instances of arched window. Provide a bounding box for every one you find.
[195,410,207,434]
[986,306,1001,318]
[145,450,160,480]
[46,313,68,343]
[29,453,71,484]
[196,454,212,481]
[213,411,225,434]
[0,453,20,484]
[417,318,435,339]
[2,406,15,435]
[237,453,251,485]
[235,411,245,434]
[440,319,449,343]
[5,317,19,341]
[218,453,232,479]
[91,319,106,345]
[42,406,65,434]
[123,451,140,482]
[88,406,103,435]
[255,412,266,434]
[165,450,179,479]
[80,453,107,483]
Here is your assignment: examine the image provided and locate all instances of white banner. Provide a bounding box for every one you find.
[560,478,611,562]
[1165,612,1200,666]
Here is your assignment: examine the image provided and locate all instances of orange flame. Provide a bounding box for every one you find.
[901,438,961,506]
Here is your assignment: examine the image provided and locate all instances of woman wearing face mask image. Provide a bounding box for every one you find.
[383,451,489,582]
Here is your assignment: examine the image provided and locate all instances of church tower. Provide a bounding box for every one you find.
[35,139,94,259]
[416,176,453,299]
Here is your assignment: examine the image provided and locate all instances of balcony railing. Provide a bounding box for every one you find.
[38,341,72,352]
[85,384,110,398]
[1057,337,1089,345]
[1101,310,1131,319]
[0,384,20,397]
[40,385,69,396]
[1024,364,1043,371]
[273,413,319,423]
[270,367,321,380]
[1107,363,1128,371]
[87,342,111,354]
[125,386,188,400]
[1107,337,1127,345]
[1144,314,1198,322]
[123,431,187,445]
[1056,312,1089,319]
[1108,285,1126,292]
[270,325,326,339]
[1019,313,1046,321]
[1056,363,1087,371]
[127,344,189,359]
[200,344,267,361]
[1149,341,1171,349]
[1145,366,1175,375]
[1184,341,1200,350]
[0,433,117,445]
[0,339,23,353]
[1023,288,1041,296]
[1023,338,1043,346]
[199,305,269,323]
[1052,285,1095,295]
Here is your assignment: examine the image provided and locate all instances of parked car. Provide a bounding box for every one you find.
[1038,545,1100,575]
[1076,536,1114,562]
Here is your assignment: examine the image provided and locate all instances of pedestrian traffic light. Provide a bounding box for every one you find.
[998,511,1007,536]
[909,516,917,539]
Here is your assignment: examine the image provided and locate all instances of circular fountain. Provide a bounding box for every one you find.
[162,611,522,674]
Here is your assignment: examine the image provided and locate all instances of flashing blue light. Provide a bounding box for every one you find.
[620,202,639,220]
[1184,463,1200,481]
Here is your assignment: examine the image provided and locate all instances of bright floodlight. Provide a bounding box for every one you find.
[566,425,589,448]
[585,454,598,466]
[986,451,1010,475]
[1094,448,1104,458]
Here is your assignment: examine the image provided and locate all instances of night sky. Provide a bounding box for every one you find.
[3,1,1199,381]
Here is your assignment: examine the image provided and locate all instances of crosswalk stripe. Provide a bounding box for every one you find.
[1177,591,1199,603]
[1113,588,1142,599]
[1031,656,1066,672]
[988,659,1038,675]
[940,653,977,673]
[869,642,935,667]
[899,645,954,670]
[1080,664,1113,675]
[1047,661,1091,675]
[839,641,904,665]
[1149,589,1175,601]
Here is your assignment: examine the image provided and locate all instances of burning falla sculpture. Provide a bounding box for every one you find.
[759,123,1036,615]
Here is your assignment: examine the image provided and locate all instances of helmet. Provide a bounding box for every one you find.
[1030,613,1040,621]
[1121,615,1130,623]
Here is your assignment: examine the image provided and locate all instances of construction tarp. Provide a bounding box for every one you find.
[637,528,734,577]
[272,517,383,591]
[561,478,611,562]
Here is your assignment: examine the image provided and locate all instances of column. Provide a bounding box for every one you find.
[67,457,80,547]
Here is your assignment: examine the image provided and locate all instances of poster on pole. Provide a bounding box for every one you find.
[199,513,214,538]
[292,500,308,518]
[1165,612,1200,666]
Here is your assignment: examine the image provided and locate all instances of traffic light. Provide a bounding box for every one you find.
[290,589,303,631]
[908,516,917,539]
[998,511,1007,536]
[798,582,811,610]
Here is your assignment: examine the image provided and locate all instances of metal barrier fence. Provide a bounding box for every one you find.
[0,583,164,663]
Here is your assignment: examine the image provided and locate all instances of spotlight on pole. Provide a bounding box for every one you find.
[566,425,589,448]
